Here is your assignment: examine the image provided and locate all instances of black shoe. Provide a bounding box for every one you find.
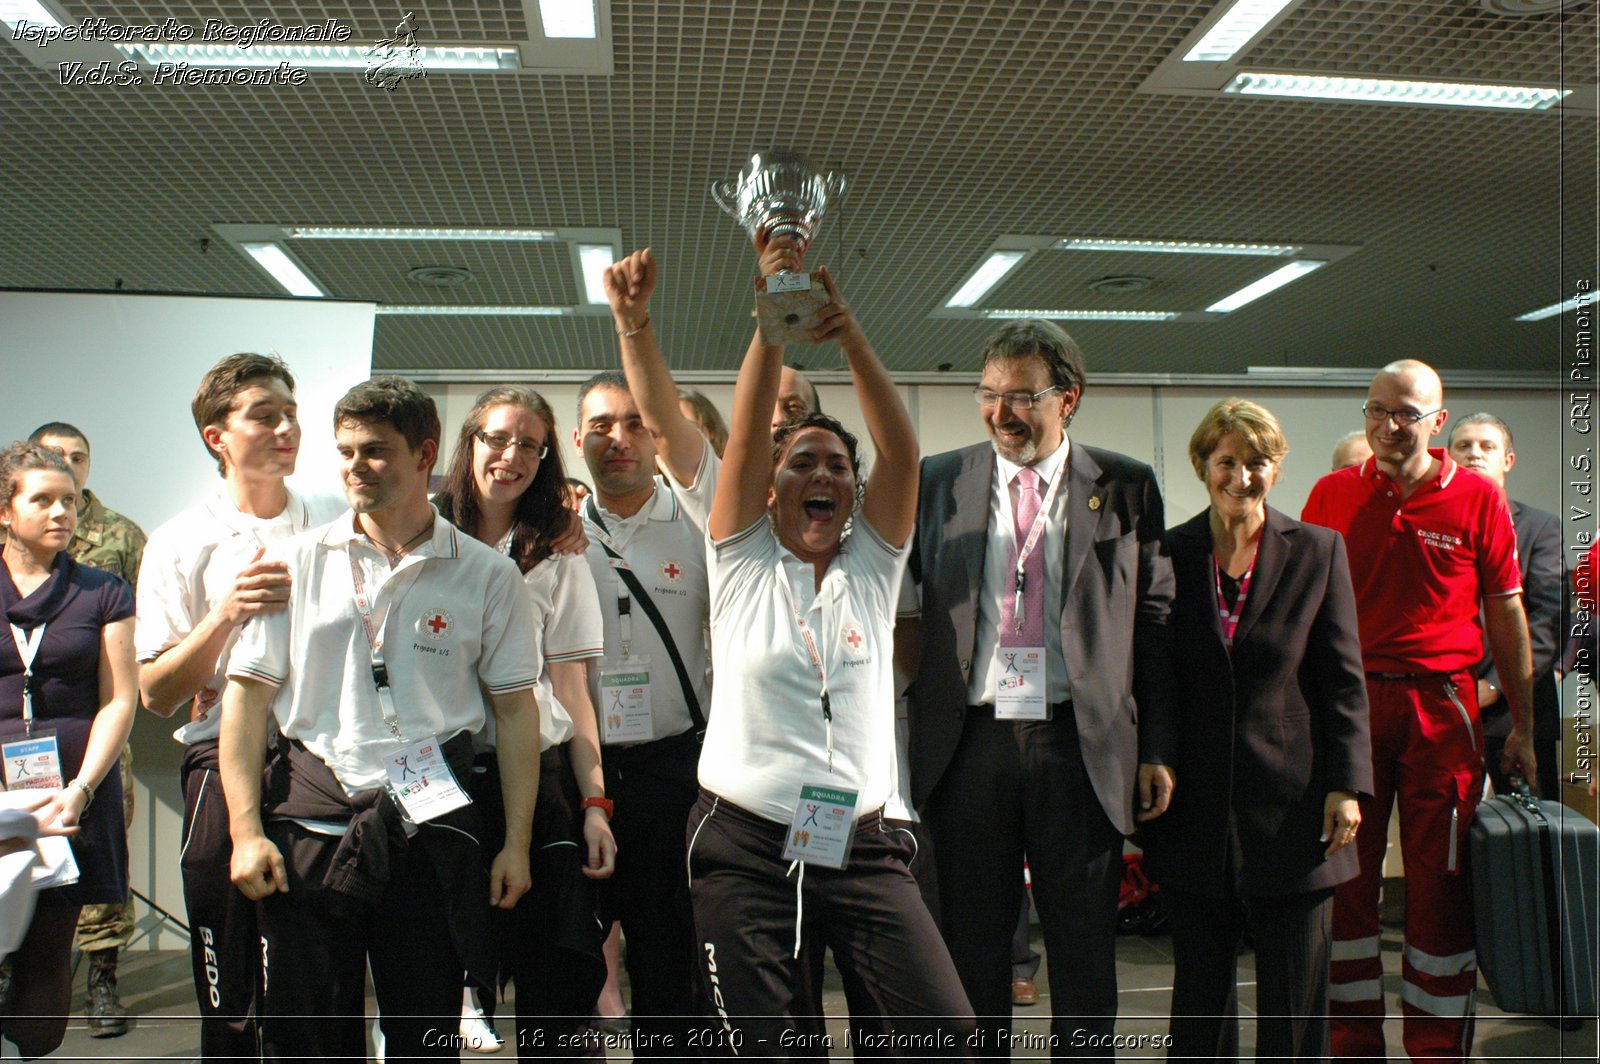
[86,949,129,1038]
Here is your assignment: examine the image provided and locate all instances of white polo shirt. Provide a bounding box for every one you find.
[136,488,345,745]
[227,509,540,793]
[478,545,603,753]
[701,514,907,824]
[582,450,717,745]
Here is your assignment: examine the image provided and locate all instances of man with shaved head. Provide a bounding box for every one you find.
[1303,359,1536,1062]
[1330,429,1373,471]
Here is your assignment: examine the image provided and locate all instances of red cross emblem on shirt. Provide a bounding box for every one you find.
[660,560,682,582]
[421,608,453,640]
[843,624,865,652]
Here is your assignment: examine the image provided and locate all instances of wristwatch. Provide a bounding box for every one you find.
[68,778,95,810]
[580,796,614,820]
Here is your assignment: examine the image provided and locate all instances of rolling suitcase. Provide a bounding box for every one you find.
[1470,787,1599,1016]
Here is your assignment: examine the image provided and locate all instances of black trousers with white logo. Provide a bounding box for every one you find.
[179,739,261,1061]
[686,790,975,1059]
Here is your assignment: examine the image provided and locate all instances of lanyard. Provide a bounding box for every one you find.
[8,623,46,735]
[1008,464,1066,633]
[584,500,636,653]
[775,559,837,772]
[1214,556,1256,649]
[348,551,424,739]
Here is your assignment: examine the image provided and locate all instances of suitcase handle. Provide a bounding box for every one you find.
[1506,774,1545,821]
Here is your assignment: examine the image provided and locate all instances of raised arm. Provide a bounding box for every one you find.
[812,267,918,548]
[708,241,795,542]
[604,248,708,487]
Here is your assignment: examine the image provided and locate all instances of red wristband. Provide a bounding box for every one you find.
[581,796,614,820]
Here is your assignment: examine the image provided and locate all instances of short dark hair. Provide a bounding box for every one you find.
[772,412,861,479]
[1448,411,1514,450]
[0,442,74,512]
[979,320,1087,399]
[677,386,730,458]
[334,376,440,452]
[27,422,88,449]
[192,353,297,475]
[576,371,630,425]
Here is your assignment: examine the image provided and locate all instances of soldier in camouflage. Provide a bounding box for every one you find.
[27,422,145,1039]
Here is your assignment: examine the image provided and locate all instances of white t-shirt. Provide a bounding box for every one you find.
[479,543,603,753]
[581,453,717,745]
[135,488,344,744]
[227,509,540,793]
[700,514,908,824]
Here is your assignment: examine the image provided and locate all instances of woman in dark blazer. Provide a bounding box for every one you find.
[1143,398,1372,1062]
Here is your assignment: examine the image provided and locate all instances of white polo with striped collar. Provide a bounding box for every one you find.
[227,508,541,793]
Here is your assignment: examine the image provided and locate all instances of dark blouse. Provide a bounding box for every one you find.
[0,552,135,905]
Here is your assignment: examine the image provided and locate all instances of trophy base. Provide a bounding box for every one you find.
[755,270,828,345]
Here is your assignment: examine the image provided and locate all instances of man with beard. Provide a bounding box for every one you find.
[901,319,1177,1057]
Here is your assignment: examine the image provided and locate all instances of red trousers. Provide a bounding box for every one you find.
[1330,672,1482,1062]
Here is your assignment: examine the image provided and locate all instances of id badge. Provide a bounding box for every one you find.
[994,647,1050,721]
[2,730,64,791]
[383,735,471,824]
[781,783,860,870]
[599,659,655,745]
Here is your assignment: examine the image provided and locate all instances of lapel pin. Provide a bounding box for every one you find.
[1088,495,1102,511]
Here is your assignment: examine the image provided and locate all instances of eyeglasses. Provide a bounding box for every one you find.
[475,429,548,459]
[972,385,1061,411]
[1361,403,1440,427]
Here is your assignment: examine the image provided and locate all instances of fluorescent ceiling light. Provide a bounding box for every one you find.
[116,44,520,71]
[985,309,1180,322]
[0,1,59,28]
[1514,294,1590,322]
[946,251,1027,308]
[1057,238,1299,257]
[577,244,615,305]
[376,305,572,316]
[539,0,597,38]
[1206,260,1325,313]
[288,227,556,241]
[240,242,325,297]
[1183,0,1299,63]
[1224,72,1569,110]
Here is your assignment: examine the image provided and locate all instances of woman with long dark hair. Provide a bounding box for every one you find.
[435,387,615,1057]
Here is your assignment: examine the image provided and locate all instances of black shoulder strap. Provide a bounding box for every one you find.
[585,499,706,734]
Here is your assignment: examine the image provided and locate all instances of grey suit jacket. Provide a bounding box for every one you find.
[905,440,1177,836]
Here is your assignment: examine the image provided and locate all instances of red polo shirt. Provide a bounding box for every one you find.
[1302,448,1521,673]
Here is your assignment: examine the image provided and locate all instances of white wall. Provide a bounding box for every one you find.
[0,290,376,950]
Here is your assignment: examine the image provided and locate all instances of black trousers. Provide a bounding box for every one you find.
[602,731,705,1061]
[686,790,976,1060]
[1166,886,1335,1063]
[257,821,463,1062]
[924,708,1125,1059]
[473,746,606,1061]
[179,740,261,1061]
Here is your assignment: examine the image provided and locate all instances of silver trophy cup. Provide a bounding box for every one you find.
[712,153,847,344]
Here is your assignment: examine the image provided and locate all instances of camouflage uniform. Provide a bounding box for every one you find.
[64,490,145,954]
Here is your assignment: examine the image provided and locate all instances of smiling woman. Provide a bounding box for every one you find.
[432,386,614,1055]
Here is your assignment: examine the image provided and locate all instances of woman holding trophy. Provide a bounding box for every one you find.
[670,176,974,1053]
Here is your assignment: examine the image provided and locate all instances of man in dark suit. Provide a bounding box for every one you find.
[900,319,1176,1057]
[1448,412,1564,797]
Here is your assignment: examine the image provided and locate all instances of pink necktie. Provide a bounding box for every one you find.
[1001,466,1045,646]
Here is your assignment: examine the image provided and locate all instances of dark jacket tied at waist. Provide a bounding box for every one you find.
[261,733,494,989]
